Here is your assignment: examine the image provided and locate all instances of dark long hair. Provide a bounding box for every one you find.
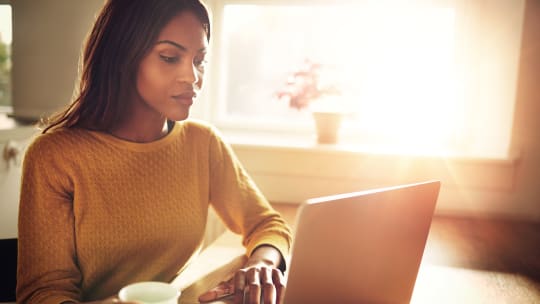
[42,0,211,133]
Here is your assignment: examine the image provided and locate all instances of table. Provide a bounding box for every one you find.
[172,231,540,304]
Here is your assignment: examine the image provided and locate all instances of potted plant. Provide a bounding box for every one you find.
[276,59,345,144]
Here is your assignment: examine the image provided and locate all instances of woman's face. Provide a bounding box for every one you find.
[135,10,208,122]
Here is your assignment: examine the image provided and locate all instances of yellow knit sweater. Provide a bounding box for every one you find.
[17,120,292,303]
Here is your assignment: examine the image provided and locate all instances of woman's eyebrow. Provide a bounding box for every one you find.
[156,40,187,51]
[156,40,207,53]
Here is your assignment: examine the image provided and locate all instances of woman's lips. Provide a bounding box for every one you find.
[172,92,196,106]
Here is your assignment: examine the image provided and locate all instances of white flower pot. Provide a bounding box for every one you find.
[311,111,344,144]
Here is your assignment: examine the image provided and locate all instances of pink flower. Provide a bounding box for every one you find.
[276,59,340,110]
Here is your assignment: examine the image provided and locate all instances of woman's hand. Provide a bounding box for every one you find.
[199,246,286,304]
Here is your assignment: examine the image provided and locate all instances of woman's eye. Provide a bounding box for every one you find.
[160,54,179,63]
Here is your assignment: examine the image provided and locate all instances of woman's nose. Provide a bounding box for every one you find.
[177,62,199,84]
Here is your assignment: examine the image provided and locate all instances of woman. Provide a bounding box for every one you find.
[16,0,292,303]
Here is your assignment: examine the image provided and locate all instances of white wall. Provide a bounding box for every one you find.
[507,0,540,221]
[11,0,104,119]
[229,140,524,218]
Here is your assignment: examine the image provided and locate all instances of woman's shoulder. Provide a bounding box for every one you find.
[26,127,92,156]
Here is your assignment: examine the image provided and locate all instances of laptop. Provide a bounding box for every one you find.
[282,180,441,304]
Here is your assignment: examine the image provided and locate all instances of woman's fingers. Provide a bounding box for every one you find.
[246,267,262,304]
[234,269,247,304]
[231,266,285,304]
[198,280,234,302]
[261,267,277,304]
[272,268,286,304]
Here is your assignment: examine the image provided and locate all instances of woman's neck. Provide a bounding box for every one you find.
[109,116,170,143]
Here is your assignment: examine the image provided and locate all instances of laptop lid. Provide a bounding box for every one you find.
[283,180,441,304]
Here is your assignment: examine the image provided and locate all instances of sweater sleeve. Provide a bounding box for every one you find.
[17,135,82,304]
[207,127,292,271]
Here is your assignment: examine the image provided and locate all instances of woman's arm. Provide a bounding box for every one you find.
[200,126,292,304]
[17,137,82,303]
[205,126,292,262]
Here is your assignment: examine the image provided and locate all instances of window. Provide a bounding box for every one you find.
[0,4,11,112]
[199,0,525,159]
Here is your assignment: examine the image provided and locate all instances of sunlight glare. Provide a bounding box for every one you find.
[337,7,458,155]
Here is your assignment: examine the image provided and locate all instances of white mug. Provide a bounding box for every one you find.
[118,281,180,304]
